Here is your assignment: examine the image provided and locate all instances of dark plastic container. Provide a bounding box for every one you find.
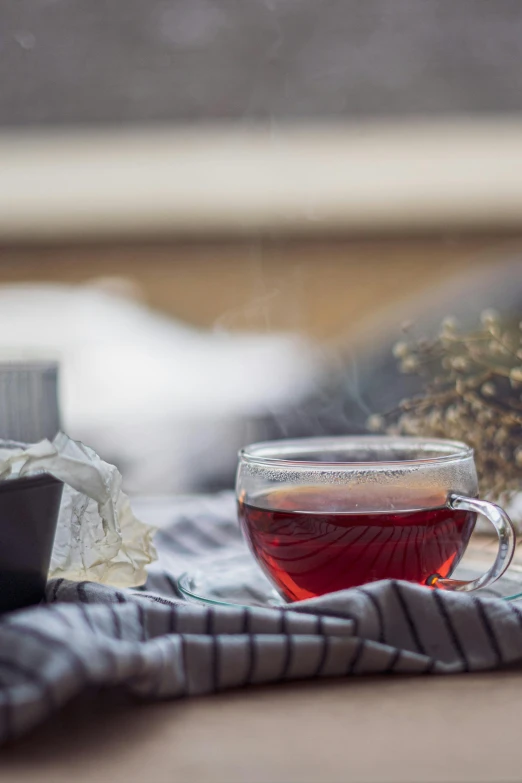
[0,473,63,613]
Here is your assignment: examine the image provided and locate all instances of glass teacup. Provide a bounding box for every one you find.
[236,436,516,601]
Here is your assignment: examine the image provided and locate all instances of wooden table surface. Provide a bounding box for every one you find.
[1,670,521,783]
[1,527,521,781]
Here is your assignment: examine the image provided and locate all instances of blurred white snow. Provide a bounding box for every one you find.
[0,280,320,492]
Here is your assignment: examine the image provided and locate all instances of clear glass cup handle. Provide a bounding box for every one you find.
[427,494,516,592]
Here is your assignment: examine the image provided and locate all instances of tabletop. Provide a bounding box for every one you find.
[1,498,521,782]
[1,670,522,783]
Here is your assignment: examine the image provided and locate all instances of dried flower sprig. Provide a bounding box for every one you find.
[367,310,522,502]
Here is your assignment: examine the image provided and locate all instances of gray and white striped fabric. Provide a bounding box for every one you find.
[1,492,522,743]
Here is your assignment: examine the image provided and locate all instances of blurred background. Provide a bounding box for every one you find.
[1,0,522,493]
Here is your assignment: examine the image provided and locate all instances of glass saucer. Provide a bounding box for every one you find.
[177,542,522,609]
[178,552,284,608]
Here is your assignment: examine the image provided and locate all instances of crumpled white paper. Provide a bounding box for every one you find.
[0,433,157,587]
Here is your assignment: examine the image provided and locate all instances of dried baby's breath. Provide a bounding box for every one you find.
[368,310,522,502]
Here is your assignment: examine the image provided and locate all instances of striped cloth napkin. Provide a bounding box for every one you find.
[1,492,521,744]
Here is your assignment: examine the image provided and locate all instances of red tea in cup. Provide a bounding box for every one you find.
[239,486,476,601]
[236,437,515,600]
